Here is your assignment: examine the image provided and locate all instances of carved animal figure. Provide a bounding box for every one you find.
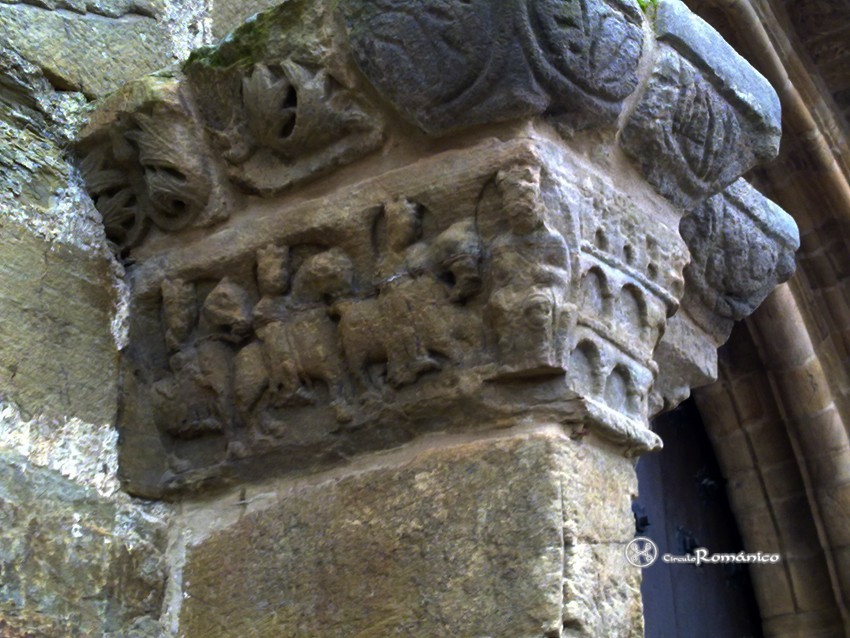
[334,275,474,391]
[256,307,352,421]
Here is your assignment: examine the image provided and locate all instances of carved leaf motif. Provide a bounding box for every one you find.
[242,64,298,145]
[79,145,147,249]
[126,110,210,231]
[240,61,375,160]
[669,75,741,185]
[344,0,495,115]
[344,0,642,133]
[525,0,642,102]
[682,184,798,320]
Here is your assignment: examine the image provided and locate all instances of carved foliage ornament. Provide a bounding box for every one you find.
[342,0,644,134]
[680,179,799,323]
[79,102,213,251]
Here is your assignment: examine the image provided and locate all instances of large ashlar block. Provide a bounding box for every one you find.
[0,1,178,98]
[0,221,118,424]
[177,428,641,637]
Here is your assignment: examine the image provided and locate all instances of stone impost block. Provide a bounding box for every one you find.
[342,0,644,135]
[620,0,782,209]
[176,429,641,638]
[681,179,799,328]
[652,179,798,410]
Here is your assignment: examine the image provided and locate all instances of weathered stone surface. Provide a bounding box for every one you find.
[343,0,644,135]
[0,450,168,637]
[620,32,781,209]
[76,1,384,251]
[209,0,281,40]
[113,135,680,496]
[177,429,640,637]
[183,2,385,198]
[0,0,164,18]
[0,2,175,98]
[654,0,781,147]
[0,221,118,424]
[681,179,799,335]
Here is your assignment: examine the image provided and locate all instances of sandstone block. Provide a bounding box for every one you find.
[178,430,639,637]
[0,222,118,424]
[0,3,175,98]
[786,555,841,612]
[0,451,168,637]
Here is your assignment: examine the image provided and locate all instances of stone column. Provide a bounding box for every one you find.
[75,0,799,635]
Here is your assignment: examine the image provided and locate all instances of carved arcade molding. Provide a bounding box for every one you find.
[75,0,798,496]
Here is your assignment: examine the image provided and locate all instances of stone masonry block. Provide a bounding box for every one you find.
[0,451,168,637]
[178,429,640,637]
[0,3,176,98]
[0,221,118,424]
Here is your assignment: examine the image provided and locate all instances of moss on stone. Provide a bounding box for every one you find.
[184,0,312,71]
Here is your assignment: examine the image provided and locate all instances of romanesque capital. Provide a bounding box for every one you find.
[75,0,798,496]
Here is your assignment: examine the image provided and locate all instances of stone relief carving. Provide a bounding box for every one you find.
[76,1,386,252]
[342,0,643,135]
[620,0,781,209]
[73,0,798,496]
[621,48,750,209]
[78,97,229,252]
[680,178,799,332]
[79,141,147,250]
[112,140,699,495]
[205,60,384,195]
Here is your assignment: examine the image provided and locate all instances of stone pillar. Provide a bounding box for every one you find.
[74,0,799,635]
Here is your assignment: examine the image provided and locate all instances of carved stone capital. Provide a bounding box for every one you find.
[73,0,798,496]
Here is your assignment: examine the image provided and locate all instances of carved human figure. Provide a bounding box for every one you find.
[161,278,197,351]
[486,163,572,378]
[408,219,483,303]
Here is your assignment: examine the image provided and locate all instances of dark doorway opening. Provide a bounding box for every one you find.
[636,398,763,638]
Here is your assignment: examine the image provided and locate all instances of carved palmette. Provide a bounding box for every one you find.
[126,107,211,231]
[79,144,147,250]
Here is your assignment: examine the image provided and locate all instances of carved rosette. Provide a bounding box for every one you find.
[74,0,798,496]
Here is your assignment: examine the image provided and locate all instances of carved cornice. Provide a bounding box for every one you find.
[74,0,798,496]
